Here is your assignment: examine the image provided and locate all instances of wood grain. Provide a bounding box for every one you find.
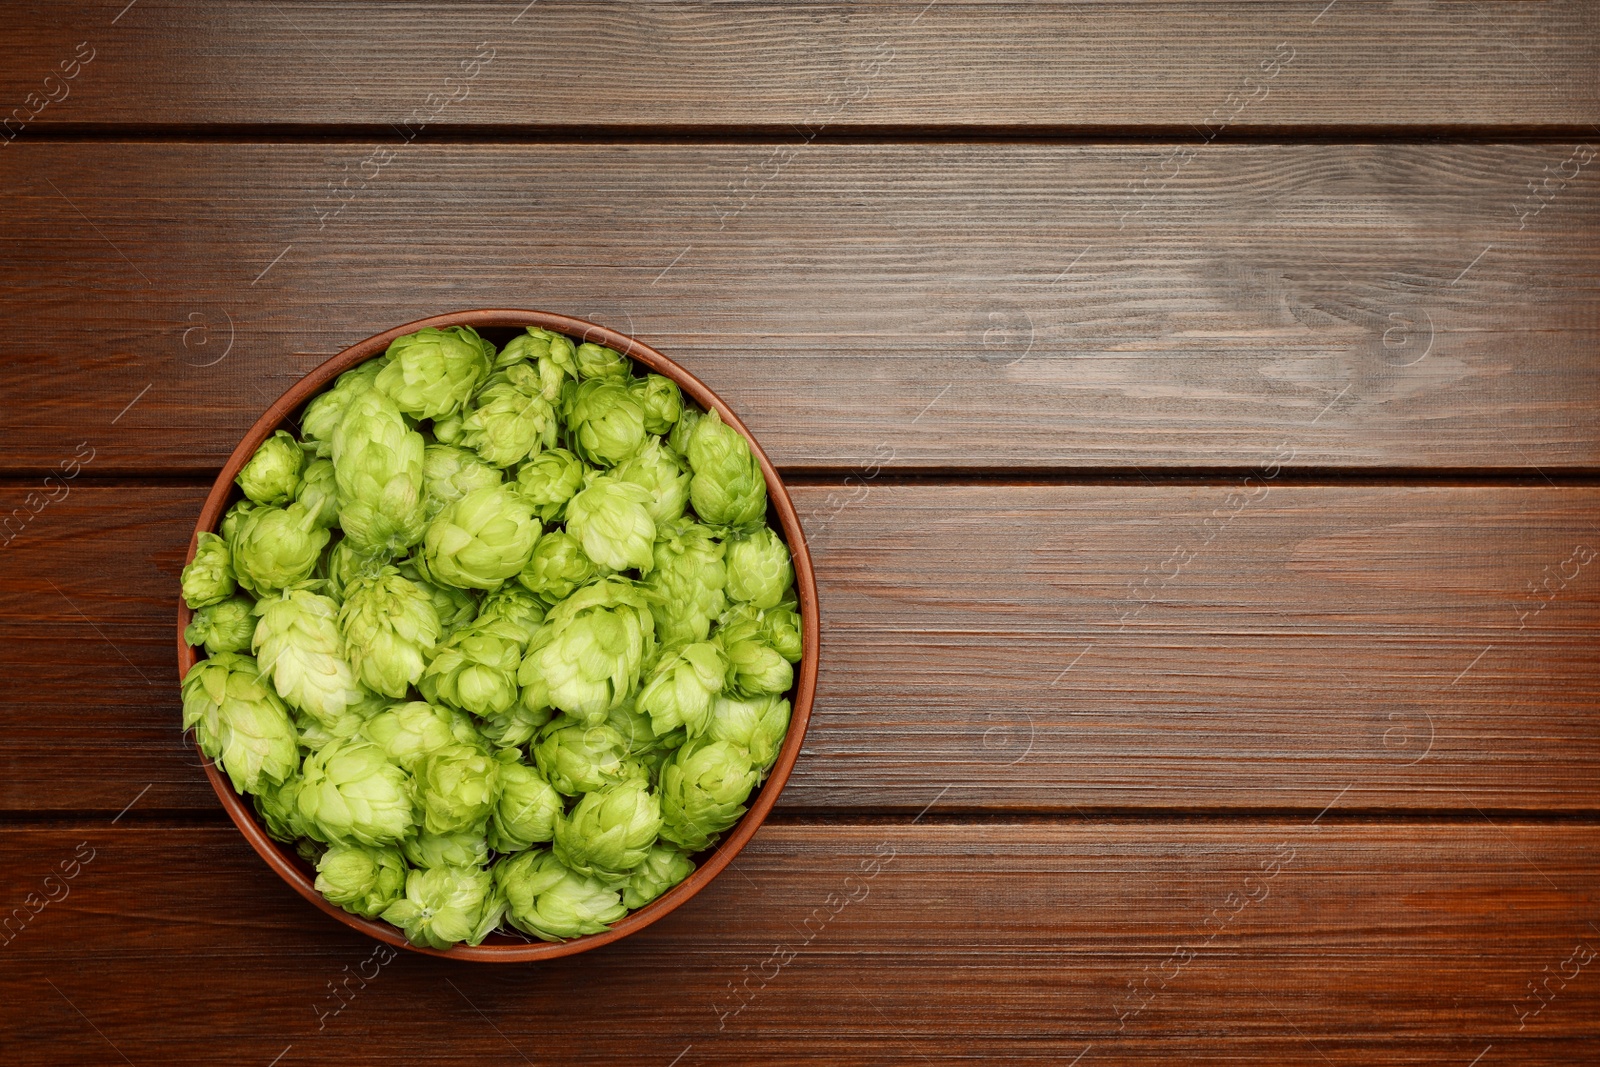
[1,142,1596,473]
[2,823,1596,1064]
[4,2,1596,132]
[2,1,1596,1055]
[5,484,1595,814]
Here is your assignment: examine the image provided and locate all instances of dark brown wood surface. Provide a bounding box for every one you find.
[4,824,1598,1064]
[4,484,1597,814]
[1,142,1598,472]
[5,2,1597,132]
[3,1,1598,1062]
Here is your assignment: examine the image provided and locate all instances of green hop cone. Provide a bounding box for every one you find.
[421,443,503,521]
[644,519,728,645]
[477,704,554,748]
[180,651,298,796]
[235,429,305,506]
[495,327,576,385]
[532,721,648,796]
[254,774,316,843]
[552,780,662,880]
[725,527,795,610]
[297,739,418,847]
[181,531,237,609]
[487,751,562,852]
[219,498,257,549]
[564,474,655,572]
[637,746,675,786]
[396,559,479,636]
[183,595,257,655]
[687,409,767,528]
[511,447,587,523]
[417,744,500,835]
[716,600,804,663]
[495,332,579,416]
[418,616,525,718]
[720,629,794,697]
[518,578,657,723]
[375,326,494,421]
[356,687,397,714]
[573,341,632,384]
[294,702,367,752]
[332,389,428,554]
[515,531,598,604]
[629,374,684,436]
[605,696,681,758]
[422,484,541,591]
[759,603,804,663]
[230,503,330,596]
[492,330,537,371]
[615,439,690,523]
[402,829,490,870]
[346,688,391,718]
[329,688,385,719]
[565,380,646,467]
[620,843,695,909]
[295,457,341,529]
[707,693,792,777]
[658,737,759,852]
[338,566,443,698]
[533,353,578,403]
[361,700,483,772]
[315,843,407,918]
[460,380,558,468]
[325,538,388,601]
[432,413,465,445]
[474,585,548,640]
[381,865,504,950]
[489,359,543,396]
[253,587,366,724]
[495,849,624,942]
[301,358,386,459]
[637,641,727,736]
[715,605,795,696]
[667,406,702,457]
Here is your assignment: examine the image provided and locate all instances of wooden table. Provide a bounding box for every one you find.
[3,3,1598,1062]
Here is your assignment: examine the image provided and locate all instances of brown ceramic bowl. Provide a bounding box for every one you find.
[175,309,819,961]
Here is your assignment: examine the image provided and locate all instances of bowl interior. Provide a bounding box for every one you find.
[177,309,819,961]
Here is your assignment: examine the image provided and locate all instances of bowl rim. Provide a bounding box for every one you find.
[175,309,820,962]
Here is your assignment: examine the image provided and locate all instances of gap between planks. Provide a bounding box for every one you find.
[8,467,1600,490]
[15,123,1600,146]
[11,809,1600,830]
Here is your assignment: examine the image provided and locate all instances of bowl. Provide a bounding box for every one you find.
[175,309,819,961]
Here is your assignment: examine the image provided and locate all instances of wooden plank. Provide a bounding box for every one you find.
[804,482,1600,814]
[4,484,1596,814]
[4,2,1596,132]
[1,142,1597,473]
[1,822,1596,1063]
